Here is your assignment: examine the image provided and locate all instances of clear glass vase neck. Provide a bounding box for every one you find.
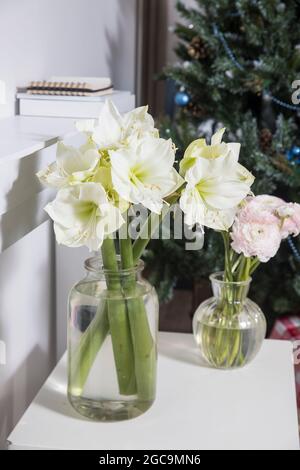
[210,272,251,305]
[84,255,144,282]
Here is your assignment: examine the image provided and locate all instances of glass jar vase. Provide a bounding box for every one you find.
[68,256,159,421]
[193,272,266,369]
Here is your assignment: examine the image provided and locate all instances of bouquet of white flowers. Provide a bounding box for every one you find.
[38,102,254,419]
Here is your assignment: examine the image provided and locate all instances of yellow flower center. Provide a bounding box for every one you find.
[129,163,150,187]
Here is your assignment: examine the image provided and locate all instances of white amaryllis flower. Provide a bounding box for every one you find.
[93,166,130,213]
[77,100,158,150]
[110,136,183,213]
[179,130,254,230]
[37,141,100,188]
[122,105,159,140]
[45,183,124,250]
[180,128,253,187]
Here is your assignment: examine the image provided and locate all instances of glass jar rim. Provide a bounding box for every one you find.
[209,271,251,287]
[84,255,144,275]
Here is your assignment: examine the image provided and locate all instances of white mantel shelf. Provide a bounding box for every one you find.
[0,115,77,163]
[7,333,300,450]
[0,115,80,254]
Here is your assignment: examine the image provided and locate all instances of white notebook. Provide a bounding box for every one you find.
[17,91,135,118]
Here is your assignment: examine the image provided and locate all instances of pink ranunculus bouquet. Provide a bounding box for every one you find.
[192,192,300,370]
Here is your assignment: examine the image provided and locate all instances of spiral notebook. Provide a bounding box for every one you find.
[26,76,113,96]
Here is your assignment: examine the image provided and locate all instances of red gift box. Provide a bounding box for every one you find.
[270,316,300,411]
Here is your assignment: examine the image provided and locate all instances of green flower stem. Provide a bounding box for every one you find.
[132,193,181,264]
[101,237,137,395]
[132,212,163,264]
[69,300,109,396]
[232,258,242,275]
[120,228,156,401]
[204,235,260,368]
[221,231,233,282]
[249,257,260,276]
[70,192,183,395]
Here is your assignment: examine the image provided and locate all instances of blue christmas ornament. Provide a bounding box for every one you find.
[286,145,300,165]
[291,146,300,156]
[175,91,190,107]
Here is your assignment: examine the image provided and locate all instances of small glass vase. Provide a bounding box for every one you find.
[68,256,159,421]
[193,272,266,369]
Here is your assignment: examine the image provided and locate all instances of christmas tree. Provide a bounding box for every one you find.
[147,0,300,330]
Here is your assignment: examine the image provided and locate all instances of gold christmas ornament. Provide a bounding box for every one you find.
[187,36,208,60]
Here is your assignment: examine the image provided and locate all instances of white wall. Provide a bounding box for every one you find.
[0,0,137,117]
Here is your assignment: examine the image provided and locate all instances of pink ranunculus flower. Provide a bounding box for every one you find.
[250,194,284,210]
[237,194,300,239]
[276,203,300,239]
[240,194,300,234]
[249,195,300,238]
[231,197,282,262]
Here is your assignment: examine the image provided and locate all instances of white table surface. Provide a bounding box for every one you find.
[7,333,299,450]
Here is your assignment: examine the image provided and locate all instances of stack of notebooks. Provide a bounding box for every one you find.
[25,76,113,97]
[17,76,135,118]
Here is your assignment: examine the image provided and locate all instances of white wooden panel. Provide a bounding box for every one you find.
[0,221,57,448]
[0,119,74,449]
